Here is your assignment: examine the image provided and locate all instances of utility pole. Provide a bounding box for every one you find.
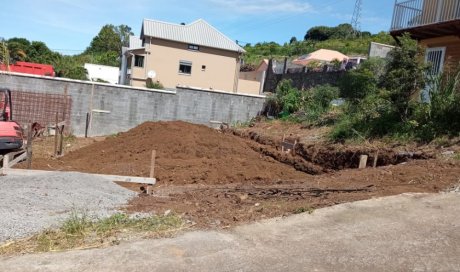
[351,0,363,38]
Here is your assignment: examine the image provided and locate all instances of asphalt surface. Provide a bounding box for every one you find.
[1,192,459,271]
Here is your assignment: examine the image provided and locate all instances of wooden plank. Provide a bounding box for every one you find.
[8,152,27,168]
[3,169,156,185]
[92,173,156,185]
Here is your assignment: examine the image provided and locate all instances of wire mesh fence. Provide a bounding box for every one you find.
[11,90,72,133]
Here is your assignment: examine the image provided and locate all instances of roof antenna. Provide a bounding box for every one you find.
[180,22,186,25]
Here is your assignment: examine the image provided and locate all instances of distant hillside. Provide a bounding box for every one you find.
[242,24,396,64]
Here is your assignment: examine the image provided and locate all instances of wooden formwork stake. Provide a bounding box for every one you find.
[150,150,156,179]
[373,150,379,168]
[2,153,9,170]
[26,123,33,169]
[58,125,64,156]
[281,134,285,152]
[359,155,368,169]
[54,112,59,157]
[292,140,297,156]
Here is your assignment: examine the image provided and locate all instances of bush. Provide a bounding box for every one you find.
[331,34,435,142]
[310,84,340,109]
[329,92,398,141]
[340,68,377,101]
[262,80,302,117]
[301,84,340,125]
[262,81,339,125]
[339,57,387,102]
[146,79,164,89]
[411,67,460,141]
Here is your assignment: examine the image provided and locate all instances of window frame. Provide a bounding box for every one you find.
[179,61,192,75]
[134,55,145,68]
[425,47,446,76]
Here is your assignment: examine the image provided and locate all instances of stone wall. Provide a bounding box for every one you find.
[0,73,265,136]
[262,59,346,92]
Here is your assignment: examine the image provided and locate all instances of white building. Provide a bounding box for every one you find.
[84,63,120,84]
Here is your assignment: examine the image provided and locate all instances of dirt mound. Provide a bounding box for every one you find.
[32,121,309,184]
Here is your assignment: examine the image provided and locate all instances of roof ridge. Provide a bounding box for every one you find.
[142,18,245,53]
[193,19,243,50]
[143,18,205,27]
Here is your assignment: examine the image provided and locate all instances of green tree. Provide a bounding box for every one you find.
[7,37,29,61]
[330,23,354,39]
[92,51,120,67]
[86,24,121,54]
[54,55,87,80]
[114,24,134,47]
[0,41,10,67]
[27,41,60,64]
[304,26,332,41]
[381,33,428,120]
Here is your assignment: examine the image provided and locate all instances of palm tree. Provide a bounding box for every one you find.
[0,41,10,71]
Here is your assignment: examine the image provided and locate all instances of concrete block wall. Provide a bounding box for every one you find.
[0,73,265,136]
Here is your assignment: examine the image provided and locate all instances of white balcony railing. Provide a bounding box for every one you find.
[391,0,460,31]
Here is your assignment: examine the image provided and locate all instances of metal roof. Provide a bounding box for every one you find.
[129,36,143,49]
[142,19,245,53]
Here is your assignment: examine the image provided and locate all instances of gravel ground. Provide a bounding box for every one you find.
[0,172,137,243]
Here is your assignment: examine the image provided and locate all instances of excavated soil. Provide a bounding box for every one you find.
[124,159,460,228]
[26,120,460,229]
[30,121,309,184]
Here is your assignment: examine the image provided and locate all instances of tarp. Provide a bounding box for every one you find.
[292,49,348,66]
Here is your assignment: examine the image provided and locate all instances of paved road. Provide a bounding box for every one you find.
[1,192,460,272]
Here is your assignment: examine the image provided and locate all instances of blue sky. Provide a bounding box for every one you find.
[0,0,394,55]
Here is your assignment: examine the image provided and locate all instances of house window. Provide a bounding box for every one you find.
[179,61,192,75]
[201,65,206,71]
[134,55,144,67]
[425,47,446,76]
[422,47,446,102]
[188,44,200,51]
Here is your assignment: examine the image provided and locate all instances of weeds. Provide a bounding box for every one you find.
[146,79,164,89]
[64,134,77,143]
[293,206,315,214]
[0,211,184,255]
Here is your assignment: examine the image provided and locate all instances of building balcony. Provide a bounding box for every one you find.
[390,0,460,39]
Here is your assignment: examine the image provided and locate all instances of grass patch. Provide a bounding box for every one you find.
[63,134,77,143]
[293,206,315,214]
[0,211,184,255]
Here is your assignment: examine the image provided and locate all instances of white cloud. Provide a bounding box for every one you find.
[208,0,313,14]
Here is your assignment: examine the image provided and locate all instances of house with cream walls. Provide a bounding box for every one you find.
[390,0,460,75]
[120,19,259,94]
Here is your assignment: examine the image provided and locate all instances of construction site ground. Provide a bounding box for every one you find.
[23,120,460,229]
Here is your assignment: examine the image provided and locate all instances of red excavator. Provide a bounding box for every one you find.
[0,89,23,152]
